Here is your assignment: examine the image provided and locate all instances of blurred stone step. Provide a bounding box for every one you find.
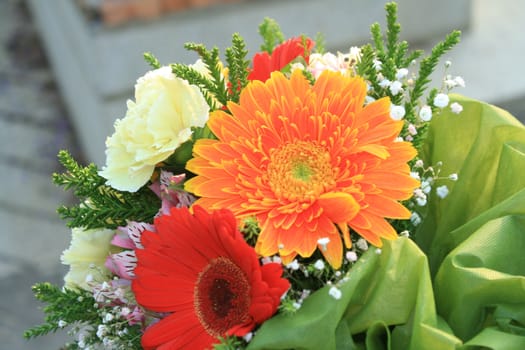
[0,210,69,278]
[0,160,67,219]
[0,116,61,162]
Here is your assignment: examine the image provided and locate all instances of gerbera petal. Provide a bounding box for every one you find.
[318,192,360,223]
[362,171,419,192]
[318,232,343,269]
[365,194,412,219]
[141,311,215,350]
[350,212,399,247]
[336,222,352,248]
[356,144,390,159]
[132,207,289,348]
[255,218,281,257]
[185,71,418,267]
[279,226,318,258]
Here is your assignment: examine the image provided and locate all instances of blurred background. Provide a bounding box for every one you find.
[0,0,523,348]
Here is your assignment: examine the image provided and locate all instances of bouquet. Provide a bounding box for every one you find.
[25,2,525,349]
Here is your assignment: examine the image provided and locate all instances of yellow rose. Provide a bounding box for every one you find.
[99,66,209,192]
[61,227,115,291]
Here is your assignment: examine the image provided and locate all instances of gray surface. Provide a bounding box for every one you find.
[0,1,77,348]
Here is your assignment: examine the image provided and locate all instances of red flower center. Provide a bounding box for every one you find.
[194,257,251,337]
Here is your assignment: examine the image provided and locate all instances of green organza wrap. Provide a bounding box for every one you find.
[247,95,525,350]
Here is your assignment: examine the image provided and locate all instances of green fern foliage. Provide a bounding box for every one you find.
[258,17,285,53]
[225,33,250,103]
[53,150,159,229]
[23,283,97,339]
[356,1,460,150]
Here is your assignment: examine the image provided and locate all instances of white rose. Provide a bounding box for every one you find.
[61,227,116,291]
[100,66,209,192]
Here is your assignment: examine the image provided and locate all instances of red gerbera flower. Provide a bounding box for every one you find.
[132,206,289,350]
[247,36,314,81]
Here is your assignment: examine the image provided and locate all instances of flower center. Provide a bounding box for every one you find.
[267,140,335,201]
[194,257,251,337]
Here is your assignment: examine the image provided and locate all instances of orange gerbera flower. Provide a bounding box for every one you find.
[185,70,419,268]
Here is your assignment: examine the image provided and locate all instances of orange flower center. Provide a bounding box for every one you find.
[267,140,335,202]
[194,257,251,337]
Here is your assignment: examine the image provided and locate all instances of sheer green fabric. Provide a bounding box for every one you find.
[247,95,525,349]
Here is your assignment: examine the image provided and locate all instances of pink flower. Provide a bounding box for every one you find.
[149,171,196,215]
[106,221,154,279]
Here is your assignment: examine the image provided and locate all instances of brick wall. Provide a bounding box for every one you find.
[78,0,245,27]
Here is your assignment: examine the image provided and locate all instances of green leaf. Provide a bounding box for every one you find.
[53,150,159,229]
[248,95,525,349]
[415,94,525,273]
[258,18,285,53]
[248,238,461,350]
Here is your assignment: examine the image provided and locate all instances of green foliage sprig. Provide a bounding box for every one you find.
[356,1,460,151]
[214,336,246,350]
[24,283,97,339]
[143,52,161,69]
[258,17,285,53]
[225,33,250,102]
[408,30,461,118]
[25,283,143,349]
[171,43,229,110]
[53,150,159,229]
[171,33,250,108]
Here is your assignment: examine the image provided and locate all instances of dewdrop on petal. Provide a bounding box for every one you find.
[317,237,330,251]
